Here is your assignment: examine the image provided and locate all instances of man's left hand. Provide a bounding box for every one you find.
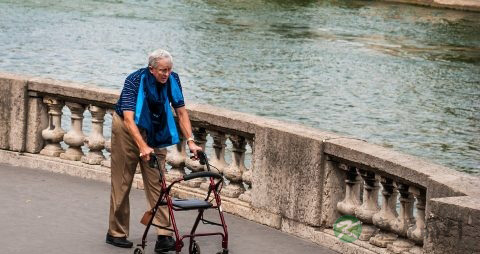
[187,140,202,159]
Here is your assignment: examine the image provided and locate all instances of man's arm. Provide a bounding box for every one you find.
[175,106,202,157]
[123,111,154,161]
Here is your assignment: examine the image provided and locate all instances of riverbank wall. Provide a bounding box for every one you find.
[386,0,480,12]
[1,72,479,254]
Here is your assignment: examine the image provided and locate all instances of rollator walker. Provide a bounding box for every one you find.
[133,151,229,254]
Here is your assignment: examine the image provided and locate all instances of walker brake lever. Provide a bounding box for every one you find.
[148,153,159,168]
[197,151,207,165]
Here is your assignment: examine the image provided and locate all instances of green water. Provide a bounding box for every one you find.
[0,0,479,173]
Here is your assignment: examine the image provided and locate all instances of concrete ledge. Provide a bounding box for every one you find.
[187,103,339,140]
[0,72,118,110]
[27,77,119,107]
[280,218,404,254]
[0,150,112,183]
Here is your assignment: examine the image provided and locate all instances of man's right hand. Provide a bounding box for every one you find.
[122,111,154,162]
[139,146,154,161]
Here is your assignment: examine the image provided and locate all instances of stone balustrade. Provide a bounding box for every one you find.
[1,72,479,254]
[329,161,424,253]
[4,74,257,209]
[322,138,480,254]
[168,129,253,200]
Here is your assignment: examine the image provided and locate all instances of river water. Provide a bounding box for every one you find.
[0,0,479,174]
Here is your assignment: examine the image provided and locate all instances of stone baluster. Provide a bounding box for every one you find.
[81,106,106,165]
[370,177,399,248]
[208,130,228,174]
[40,97,65,157]
[60,102,86,161]
[355,169,380,241]
[221,135,247,198]
[166,136,187,181]
[200,130,228,191]
[102,139,112,168]
[389,183,416,253]
[184,127,207,187]
[239,139,253,203]
[407,187,426,245]
[238,168,252,202]
[337,165,361,216]
[101,109,114,168]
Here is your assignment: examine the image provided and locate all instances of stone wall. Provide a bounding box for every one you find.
[0,72,479,254]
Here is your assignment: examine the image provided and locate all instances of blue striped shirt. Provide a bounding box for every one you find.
[115,68,184,117]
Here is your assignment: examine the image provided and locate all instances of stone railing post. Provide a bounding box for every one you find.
[40,97,65,157]
[81,105,106,165]
[320,158,346,227]
[25,92,49,153]
[185,127,207,187]
[388,183,417,253]
[239,139,253,203]
[370,177,399,248]
[355,169,380,241]
[60,102,86,161]
[101,109,114,168]
[208,130,228,174]
[166,136,187,181]
[238,168,252,202]
[200,130,228,190]
[222,135,247,198]
[407,187,426,245]
[337,165,361,216]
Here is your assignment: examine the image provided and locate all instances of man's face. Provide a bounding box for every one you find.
[149,58,172,84]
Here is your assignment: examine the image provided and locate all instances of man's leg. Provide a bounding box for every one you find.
[139,148,175,252]
[107,113,139,248]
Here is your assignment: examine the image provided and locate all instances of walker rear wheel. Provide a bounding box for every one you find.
[133,247,144,254]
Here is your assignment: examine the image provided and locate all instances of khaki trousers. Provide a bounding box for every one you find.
[108,112,172,237]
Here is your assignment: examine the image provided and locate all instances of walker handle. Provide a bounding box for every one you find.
[148,153,160,169]
[183,171,223,181]
[197,150,208,165]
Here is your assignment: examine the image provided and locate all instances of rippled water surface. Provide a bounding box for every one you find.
[1,0,479,174]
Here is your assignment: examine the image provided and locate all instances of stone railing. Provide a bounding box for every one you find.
[165,127,254,202]
[324,145,427,253]
[320,138,480,254]
[1,72,479,254]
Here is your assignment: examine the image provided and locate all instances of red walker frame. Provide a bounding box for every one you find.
[133,151,229,254]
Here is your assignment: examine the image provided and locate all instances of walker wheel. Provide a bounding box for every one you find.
[191,241,201,254]
[133,247,144,254]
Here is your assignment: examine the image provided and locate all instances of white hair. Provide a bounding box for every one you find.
[148,49,173,68]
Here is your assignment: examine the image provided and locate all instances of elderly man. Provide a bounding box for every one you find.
[106,49,201,253]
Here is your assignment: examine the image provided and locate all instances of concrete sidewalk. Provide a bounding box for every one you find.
[0,164,337,254]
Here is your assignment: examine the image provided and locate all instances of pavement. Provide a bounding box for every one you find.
[0,163,338,254]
